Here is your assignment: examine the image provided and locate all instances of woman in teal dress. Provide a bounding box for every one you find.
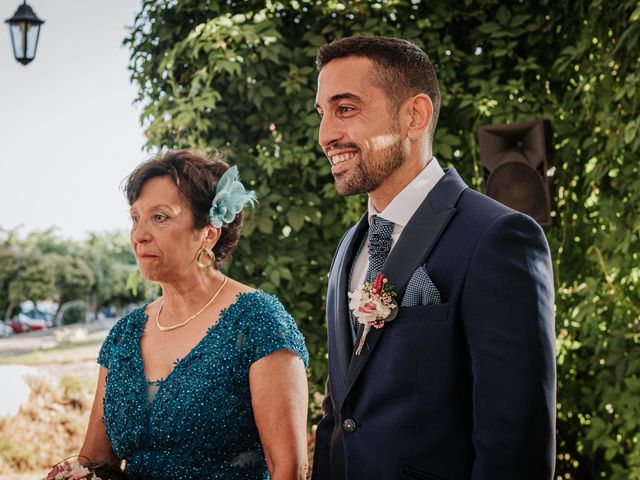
[79,150,309,479]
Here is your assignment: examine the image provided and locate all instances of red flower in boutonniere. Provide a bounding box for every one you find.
[348,273,398,355]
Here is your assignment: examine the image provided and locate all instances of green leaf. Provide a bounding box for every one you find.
[624,121,637,144]
[287,207,306,231]
[269,269,281,287]
[496,6,511,27]
[256,215,274,235]
[476,22,501,35]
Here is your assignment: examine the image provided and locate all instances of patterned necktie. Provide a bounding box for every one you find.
[352,215,394,339]
[365,215,394,281]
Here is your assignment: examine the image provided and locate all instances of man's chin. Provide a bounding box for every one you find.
[334,180,363,197]
[334,174,378,197]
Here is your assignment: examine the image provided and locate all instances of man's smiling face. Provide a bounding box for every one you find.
[315,56,405,196]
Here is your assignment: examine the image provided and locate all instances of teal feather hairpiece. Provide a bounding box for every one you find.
[209,166,257,228]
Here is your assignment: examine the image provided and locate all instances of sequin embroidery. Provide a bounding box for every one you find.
[98,291,309,480]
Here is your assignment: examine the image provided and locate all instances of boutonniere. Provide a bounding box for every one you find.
[348,273,398,355]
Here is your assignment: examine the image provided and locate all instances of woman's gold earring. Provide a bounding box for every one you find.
[196,247,215,269]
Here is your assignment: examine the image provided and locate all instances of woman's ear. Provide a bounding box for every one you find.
[403,93,433,142]
[202,225,221,249]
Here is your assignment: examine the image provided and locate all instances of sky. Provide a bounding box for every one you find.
[0,0,147,240]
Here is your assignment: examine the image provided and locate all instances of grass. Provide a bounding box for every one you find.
[0,336,105,366]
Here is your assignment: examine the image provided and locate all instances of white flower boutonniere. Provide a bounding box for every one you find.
[348,273,398,355]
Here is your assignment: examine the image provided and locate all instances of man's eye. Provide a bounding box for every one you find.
[130,215,139,223]
[338,106,354,114]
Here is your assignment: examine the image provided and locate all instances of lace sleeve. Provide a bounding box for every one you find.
[97,316,127,368]
[243,292,309,368]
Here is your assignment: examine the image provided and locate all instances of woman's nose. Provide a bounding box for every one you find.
[131,219,151,244]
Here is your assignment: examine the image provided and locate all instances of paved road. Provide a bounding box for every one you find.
[0,319,116,359]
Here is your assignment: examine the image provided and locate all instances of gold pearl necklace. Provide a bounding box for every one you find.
[155,276,228,332]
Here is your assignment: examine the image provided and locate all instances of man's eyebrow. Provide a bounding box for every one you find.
[315,92,362,110]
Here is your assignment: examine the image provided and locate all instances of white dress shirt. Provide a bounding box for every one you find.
[349,158,445,292]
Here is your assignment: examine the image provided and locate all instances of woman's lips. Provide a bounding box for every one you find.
[137,254,158,260]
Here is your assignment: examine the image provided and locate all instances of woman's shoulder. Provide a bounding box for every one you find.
[227,290,309,366]
[228,290,290,321]
[98,305,148,368]
[221,278,276,311]
[236,289,281,305]
[103,305,149,344]
[114,304,149,331]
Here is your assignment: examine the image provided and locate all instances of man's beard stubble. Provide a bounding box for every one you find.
[334,138,406,197]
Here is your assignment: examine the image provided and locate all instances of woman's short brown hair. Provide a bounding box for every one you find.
[124,149,243,268]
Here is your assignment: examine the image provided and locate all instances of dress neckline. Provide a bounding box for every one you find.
[136,290,262,386]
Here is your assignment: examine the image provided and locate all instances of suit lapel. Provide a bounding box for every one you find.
[346,168,468,389]
[332,214,369,383]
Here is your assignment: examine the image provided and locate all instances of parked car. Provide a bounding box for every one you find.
[6,318,26,333]
[21,308,53,327]
[8,313,47,333]
[0,322,12,337]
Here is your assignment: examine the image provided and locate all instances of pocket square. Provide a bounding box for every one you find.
[401,265,441,307]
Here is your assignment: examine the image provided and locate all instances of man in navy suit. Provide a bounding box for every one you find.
[311,36,556,480]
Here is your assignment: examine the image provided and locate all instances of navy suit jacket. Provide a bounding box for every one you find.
[312,169,556,480]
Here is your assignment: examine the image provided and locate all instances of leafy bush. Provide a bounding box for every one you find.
[125,1,640,477]
[59,301,88,326]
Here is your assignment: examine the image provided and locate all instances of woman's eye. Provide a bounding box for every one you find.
[131,215,139,223]
[153,213,168,222]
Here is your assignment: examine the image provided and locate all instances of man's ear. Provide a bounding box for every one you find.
[403,93,433,142]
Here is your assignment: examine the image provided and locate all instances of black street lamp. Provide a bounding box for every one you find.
[5,1,44,65]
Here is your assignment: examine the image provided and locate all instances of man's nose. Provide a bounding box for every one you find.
[318,114,341,150]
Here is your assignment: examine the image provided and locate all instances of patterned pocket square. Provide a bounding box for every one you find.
[401,265,442,307]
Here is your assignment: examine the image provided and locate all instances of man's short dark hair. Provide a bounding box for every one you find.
[317,35,440,139]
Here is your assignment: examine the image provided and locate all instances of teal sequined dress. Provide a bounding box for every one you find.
[98,291,309,480]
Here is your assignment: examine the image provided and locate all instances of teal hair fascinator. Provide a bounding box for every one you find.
[209,166,257,228]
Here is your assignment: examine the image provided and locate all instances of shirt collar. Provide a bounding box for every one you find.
[367,157,445,227]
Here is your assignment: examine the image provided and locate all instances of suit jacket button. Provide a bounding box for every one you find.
[342,418,357,432]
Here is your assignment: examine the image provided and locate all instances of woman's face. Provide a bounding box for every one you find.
[129,176,207,283]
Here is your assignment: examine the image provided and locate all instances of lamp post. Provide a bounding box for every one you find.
[5,1,44,65]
